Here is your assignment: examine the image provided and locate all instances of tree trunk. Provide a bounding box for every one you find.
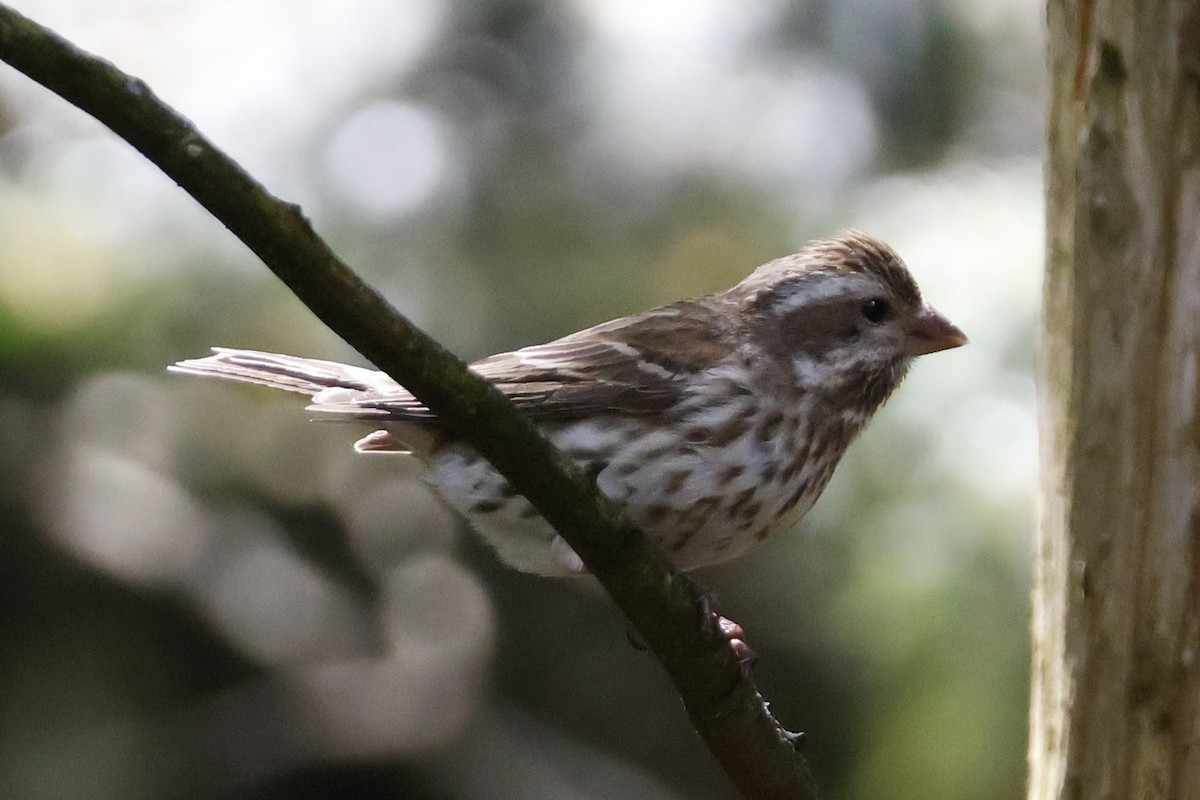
[1035,2,1200,799]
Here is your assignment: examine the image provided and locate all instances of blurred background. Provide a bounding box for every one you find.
[0,1,1041,798]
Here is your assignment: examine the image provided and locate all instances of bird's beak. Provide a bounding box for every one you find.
[906,305,968,356]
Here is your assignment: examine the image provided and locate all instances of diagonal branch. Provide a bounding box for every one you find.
[0,6,818,798]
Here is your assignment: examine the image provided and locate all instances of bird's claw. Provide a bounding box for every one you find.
[695,588,757,675]
[714,613,757,674]
[625,580,758,680]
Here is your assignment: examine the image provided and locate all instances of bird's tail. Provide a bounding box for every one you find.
[171,348,429,454]
[168,347,394,397]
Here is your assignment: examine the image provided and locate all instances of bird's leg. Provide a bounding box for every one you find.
[669,571,757,674]
[712,612,755,670]
[624,610,754,668]
[695,588,808,745]
[623,578,756,674]
[698,590,757,675]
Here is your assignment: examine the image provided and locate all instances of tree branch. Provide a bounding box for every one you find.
[0,6,819,798]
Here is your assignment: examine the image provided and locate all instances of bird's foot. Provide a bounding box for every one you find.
[712,612,756,672]
[624,577,757,677]
[695,588,756,676]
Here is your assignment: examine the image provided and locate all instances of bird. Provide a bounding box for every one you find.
[171,231,966,577]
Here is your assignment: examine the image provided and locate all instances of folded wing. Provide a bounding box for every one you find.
[169,298,738,424]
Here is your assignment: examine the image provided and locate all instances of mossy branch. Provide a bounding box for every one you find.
[0,6,818,798]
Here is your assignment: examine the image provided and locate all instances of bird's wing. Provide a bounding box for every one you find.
[310,299,739,422]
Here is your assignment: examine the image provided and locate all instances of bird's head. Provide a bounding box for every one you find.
[730,231,967,401]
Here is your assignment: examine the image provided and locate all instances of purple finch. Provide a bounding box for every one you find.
[172,231,966,575]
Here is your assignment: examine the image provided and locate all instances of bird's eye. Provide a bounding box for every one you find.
[861,298,890,323]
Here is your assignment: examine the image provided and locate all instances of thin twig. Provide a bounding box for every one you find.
[0,6,819,798]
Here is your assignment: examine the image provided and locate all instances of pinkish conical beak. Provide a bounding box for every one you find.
[906,305,968,356]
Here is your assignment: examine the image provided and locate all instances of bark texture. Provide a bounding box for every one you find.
[1036,2,1200,799]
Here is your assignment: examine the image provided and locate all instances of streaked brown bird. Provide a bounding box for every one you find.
[172,231,966,576]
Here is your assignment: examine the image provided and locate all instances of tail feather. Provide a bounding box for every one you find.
[170,347,443,454]
[169,347,399,397]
